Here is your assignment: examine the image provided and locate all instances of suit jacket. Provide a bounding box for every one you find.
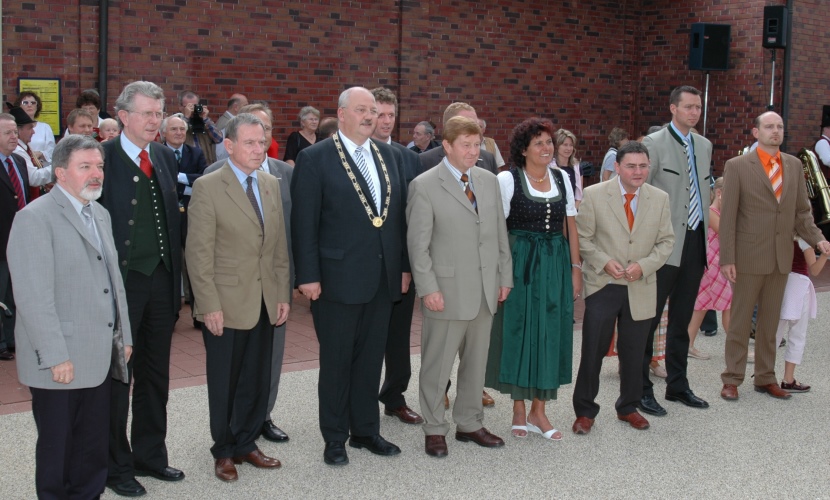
[206,157,295,288]
[390,142,419,188]
[407,163,513,320]
[417,146,498,177]
[719,150,823,274]
[100,139,182,313]
[173,143,208,203]
[8,187,132,389]
[643,127,711,267]
[1,153,29,261]
[186,163,291,329]
[291,134,409,304]
[577,180,675,321]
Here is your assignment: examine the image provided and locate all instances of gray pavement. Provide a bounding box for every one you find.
[2,296,830,499]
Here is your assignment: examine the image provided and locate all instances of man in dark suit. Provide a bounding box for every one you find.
[205,103,294,444]
[370,87,423,425]
[100,81,184,496]
[292,86,409,466]
[8,135,132,498]
[719,111,830,401]
[639,85,712,416]
[0,113,30,360]
[417,102,499,176]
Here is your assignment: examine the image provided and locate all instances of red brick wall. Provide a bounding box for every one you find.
[3,0,828,172]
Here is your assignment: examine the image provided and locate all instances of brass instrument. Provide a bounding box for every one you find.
[798,148,830,226]
[738,145,751,155]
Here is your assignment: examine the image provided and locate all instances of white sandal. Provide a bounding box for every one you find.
[526,421,562,441]
[511,425,528,438]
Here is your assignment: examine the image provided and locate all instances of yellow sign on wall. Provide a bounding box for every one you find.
[18,78,61,137]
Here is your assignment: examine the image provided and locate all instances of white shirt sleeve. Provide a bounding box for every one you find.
[492,142,506,168]
[815,139,830,167]
[557,169,578,216]
[497,170,514,218]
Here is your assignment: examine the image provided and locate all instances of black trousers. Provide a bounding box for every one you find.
[378,288,416,410]
[32,377,111,500]
[109,264,174,483]
[205,301,273,459]
[642,226,705,397]
[573,285,651,418]
[312,274,392,442]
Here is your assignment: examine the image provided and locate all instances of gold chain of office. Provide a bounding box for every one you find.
[333,133,391,228]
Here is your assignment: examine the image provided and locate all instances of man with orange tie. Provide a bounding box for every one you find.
[719,111,830,401]
[572,141,674,434]
[100,81,184,496]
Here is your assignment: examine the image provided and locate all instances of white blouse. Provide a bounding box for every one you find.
[29,121,56,162]
[497,168,577,219]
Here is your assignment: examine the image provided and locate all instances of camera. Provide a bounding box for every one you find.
[193,103,203,115]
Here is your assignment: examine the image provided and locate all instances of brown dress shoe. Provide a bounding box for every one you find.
[572,416,594,435]
[721,384,739,401]
[425,435,448,458]
[384,405,425,424]
[455,427,504,447]
[754,383,792,400]
[482,391,495,407]
[232,449,281,469]
[214,458,238,482]
[617,411,650,430]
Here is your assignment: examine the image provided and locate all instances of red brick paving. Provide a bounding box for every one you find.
[2,265,829,416]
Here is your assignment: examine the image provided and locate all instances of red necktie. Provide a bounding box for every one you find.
[5,158,26,210]
[624,193,635,230]
[138,150,153,178]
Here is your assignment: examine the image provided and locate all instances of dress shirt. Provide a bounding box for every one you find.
[166,144,192,195]
[119,134,152,169]
[618,177,640,215]
[756,147,782,178]
[30,121,56,162]
[443,157,475,195]
[227,159,264,223]
[13,142,52,186]
[815,135,830,166]
[338,131,381,211]
[1,152,29,205]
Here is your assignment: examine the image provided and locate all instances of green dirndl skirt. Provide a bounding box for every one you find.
[484,229,574,401]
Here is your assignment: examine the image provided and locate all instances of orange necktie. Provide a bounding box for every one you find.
[769,159,782,202]
[138,150,153,178]
[624,193,635,230]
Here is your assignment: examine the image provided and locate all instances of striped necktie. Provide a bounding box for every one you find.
[769,159,782,202]
[354,146,379,210]
[5,158,26,210]
[460,173,477,212]
[682,140,702,230]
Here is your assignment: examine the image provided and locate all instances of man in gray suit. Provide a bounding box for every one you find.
[407,116,513,458]
[204,103,294,443]
[639,85,712,416]
[8,135,132,498]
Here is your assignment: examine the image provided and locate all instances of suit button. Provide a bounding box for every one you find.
[378,254,383,259]
[98,256,103,260]
[125,240,131,246]
[629,240,633,244]
[128,220,134,225]
[121,260,128,266]
[104,289,109,294]
[108,322,114,328]
[131,199,138,205]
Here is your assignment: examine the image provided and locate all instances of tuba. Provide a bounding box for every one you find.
[738,145,751,155]
[798,148,830,226]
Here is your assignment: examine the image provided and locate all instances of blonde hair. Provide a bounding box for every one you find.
[710,177,724,203]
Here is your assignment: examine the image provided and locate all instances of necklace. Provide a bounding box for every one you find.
[525,168,549,184]
[333,133,392,228]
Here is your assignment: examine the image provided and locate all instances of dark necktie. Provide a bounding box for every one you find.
[175,149,182,166]
[246,176,264,232]
[460,173,477,212]
[138,150,153,178]
[5,158,26,210]
[624,193,635,230]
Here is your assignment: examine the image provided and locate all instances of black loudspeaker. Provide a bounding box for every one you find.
[689,23,731,71]
[763,6,788,49]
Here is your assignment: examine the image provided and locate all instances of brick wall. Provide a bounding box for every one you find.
[3,0,828,172]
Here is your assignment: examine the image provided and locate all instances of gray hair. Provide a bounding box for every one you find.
[646,125,663,135]
[114,81,165,114]
[416,121,435,137]
[337,87,373,109]
[160,113,187,135]
[298,105,320,122]
[225,113,264,142]
[52,135,104,181]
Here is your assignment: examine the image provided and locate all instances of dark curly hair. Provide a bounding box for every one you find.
[509,117,555,169]
[14,91,43,118]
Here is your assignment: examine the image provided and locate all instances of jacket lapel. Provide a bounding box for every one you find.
[221,163,262,230]
[631,186,650,234]
[439,163,477,214]
[50,188,101,251]
[747,153,776,198]
[605,182,631,233]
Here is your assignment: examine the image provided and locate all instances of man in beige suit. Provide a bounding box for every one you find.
[407,116,513,458]
[573,142,674,434]
[186,113,291,482]
[719,111,830,401]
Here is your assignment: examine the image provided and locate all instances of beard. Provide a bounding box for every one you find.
[80,184,103,201]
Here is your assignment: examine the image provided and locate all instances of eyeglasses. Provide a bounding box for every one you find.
[129,111,166,120]
[20,100,37,106]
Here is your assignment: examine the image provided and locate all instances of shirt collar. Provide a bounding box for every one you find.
[669,121,692,143]
[442,157,472,185]
[120,134,150,162]
[165,143,183,154]
[227,159,258,187]
[617,177,640,199]
[338,130,372,157]
[54,183,88,215]
[756,147,781,169]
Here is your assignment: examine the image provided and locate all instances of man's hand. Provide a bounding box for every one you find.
[204,311,224,336]
[199,106,210,120]
[276,303,290,326]
[721,264,737,283]
[299,282,321,301]
[423,291,444,312]
[125,346,132,362]
[817,240,830,255]
[33,150,46,163]
[623,263,643,282]
[51,360,74,384]
[498,286,511,303]
[604,259,626,280]
[182,103,194,119]
[402,272,412,294]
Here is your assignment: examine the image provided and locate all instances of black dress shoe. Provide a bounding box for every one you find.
[0,348,13,361]
[107,478,147,497]
[135,466,185,482]
[665,389,710,408]
[638,395,667,416]
[348,434,401,456]
[324,441,349,466]
[261,419,289,442]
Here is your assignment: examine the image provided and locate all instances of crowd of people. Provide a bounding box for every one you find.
[2,81,830,498]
